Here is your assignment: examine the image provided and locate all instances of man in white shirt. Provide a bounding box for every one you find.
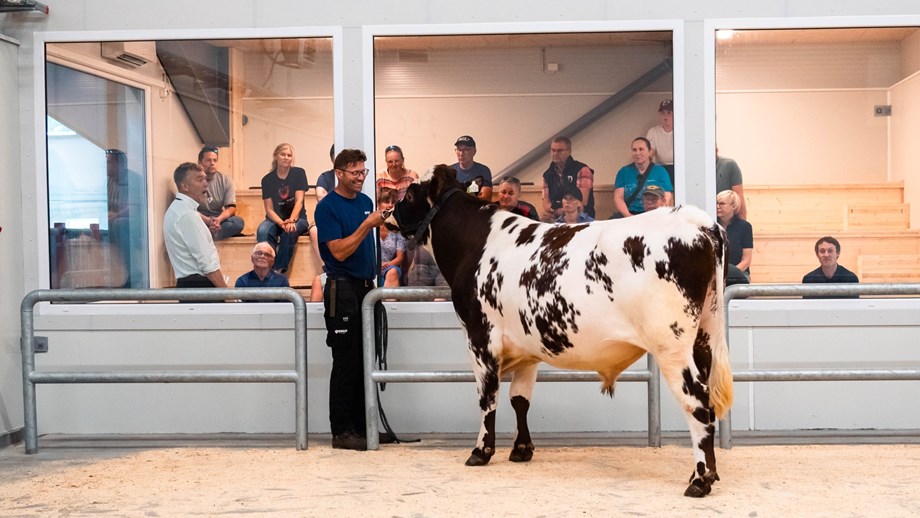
[164,162,228,288]
[646,98,674,187]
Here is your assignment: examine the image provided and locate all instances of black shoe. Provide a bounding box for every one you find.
[332,431,367,451]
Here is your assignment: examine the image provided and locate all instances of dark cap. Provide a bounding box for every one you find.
[562,185,583,202]
[658,99,673,112]
[454,135,476,148]
[642,185,666,199]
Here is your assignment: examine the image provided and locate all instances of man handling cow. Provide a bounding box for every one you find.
[314,148,390,451]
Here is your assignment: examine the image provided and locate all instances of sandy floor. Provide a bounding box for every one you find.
[2,437,920,517]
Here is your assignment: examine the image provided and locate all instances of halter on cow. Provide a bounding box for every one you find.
[390,165,733,497]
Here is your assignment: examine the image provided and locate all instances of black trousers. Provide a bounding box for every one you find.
[323,277,373,436]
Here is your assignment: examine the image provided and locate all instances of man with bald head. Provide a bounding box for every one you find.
[235,242,290,290]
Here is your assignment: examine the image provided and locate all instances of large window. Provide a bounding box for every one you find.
[44,36,334,289]
[47,63,149,289]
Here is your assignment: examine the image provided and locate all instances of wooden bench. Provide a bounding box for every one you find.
[857,254,920,283]
[215,236,322,289]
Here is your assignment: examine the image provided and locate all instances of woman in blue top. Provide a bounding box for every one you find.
[613,137,673,217]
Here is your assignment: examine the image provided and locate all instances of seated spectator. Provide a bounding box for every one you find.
[803,236,859,285]
[497,177,539,220]
[310,272,326,302]
[641,185,667,212]
[257,143,310,274]
[613,137,673,218]
[407,246,448,289]
[377,187,406,287]
[726,264,750,287]
[451,135,493,200]
[647,98,674,187]
[556,185,594,224]
[196,145,245,241]
[540,136,595,222]
[235,242,290,294]
[376,145,418,201]
[716,145,746,219]
[716,190,753,279]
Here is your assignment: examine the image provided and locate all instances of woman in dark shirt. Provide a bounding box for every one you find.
[716,189,753,279]
[257,143,310,273]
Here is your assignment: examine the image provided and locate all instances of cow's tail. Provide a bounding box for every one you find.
[705,223,733,419]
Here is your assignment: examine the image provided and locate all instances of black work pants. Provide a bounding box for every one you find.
[323,277,373,436]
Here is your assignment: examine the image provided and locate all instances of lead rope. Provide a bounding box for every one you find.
[374,301,420,444]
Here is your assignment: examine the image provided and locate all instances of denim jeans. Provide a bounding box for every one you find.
[256,217,309,271]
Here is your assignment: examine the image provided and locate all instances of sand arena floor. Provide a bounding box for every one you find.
[2,434,920,517]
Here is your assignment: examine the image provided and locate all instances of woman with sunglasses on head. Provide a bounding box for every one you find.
[257,143,310,274]
[376,145,418,201]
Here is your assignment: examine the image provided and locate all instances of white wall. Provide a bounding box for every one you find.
[889,73,920,229]
[0,37,24,438]
[6,1,920,439]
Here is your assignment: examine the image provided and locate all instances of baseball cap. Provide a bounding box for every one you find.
[642,185,665,199]
[658,99,673,112]
[562,185,583,202]
[454,135,476,148]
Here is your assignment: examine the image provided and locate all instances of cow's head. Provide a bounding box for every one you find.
[389,164,462,247]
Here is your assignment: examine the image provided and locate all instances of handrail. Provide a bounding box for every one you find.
[20,287,308,453]
[720,283,920,449]
[361,287,661,450]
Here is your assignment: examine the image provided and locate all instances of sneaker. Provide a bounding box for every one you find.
[331,431,367,451]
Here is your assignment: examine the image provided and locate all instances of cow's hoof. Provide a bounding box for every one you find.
[683,479,712,498]
[465,447,493,466]
[509,443,534,463]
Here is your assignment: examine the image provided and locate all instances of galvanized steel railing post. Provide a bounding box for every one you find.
[20,288,308,453]
[647,354,661,447]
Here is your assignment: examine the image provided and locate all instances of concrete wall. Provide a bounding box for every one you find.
[5,1,920,438]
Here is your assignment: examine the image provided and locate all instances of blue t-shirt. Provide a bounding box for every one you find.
[614,163,673,215]
[451,162,493,189]
[315,191,376,280]
[235,270,290,301]
[316,169,335,193]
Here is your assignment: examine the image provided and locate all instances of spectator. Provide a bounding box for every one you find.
[803,236,859,284]
[726,264,750,287]
[235,242,290,293]
[196,145,244,240]
[376,145,418,201]
[716,190,753,278]
[257,143,310,274]
[451,135,493,200]
[613,137,673,218]
[540,136,595,222]
[315,144,336,202]
[163,162,227,288]
[496,177,539,220]
[555,185,594,224]
[407,247,448,289]
[647,98,674,187]
[105,148,147,288]
[314,148,389,451]
[377,187,406,288]
[310,272,327,303]
[716,145,747,220]
[641,185,667,213]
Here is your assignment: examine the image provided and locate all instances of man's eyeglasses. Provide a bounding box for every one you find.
[252,251,274,258]
[340,168,369,178]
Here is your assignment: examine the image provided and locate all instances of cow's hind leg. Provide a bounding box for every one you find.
[508,362,538,462]
[658,339,720,497]
[465,345,500,467]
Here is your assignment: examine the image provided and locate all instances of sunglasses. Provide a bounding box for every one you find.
[385,145,402,153]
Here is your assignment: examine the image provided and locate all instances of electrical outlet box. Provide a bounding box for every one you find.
[874,105,892,117]
[34,336,48,353]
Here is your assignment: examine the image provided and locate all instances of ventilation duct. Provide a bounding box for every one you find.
[101,42,155,69]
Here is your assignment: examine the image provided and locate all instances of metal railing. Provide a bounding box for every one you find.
[720,283,920,448]
[361,287,662,450]
[20,288,308,453]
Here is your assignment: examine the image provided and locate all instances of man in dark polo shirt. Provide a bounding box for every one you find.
[314,148,388,451]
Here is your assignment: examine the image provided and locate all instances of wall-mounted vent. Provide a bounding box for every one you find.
[101,42,155,69]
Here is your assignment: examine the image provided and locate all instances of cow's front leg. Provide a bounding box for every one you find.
[465,344,500,467]
[508,362,538,462]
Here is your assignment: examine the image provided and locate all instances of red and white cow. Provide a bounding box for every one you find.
[391,165,733,497]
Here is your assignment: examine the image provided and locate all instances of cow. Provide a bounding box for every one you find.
[389,165,733,497]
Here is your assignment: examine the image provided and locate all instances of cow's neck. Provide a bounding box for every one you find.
[427,190,493,286]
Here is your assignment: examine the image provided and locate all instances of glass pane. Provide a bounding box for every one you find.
[47,63,149,289]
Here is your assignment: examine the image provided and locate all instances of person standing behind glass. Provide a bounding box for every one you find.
[257,143,310,274]
[716,190,753,279]
[613,137,673,218]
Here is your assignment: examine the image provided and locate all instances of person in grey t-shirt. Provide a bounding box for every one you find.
[716,145,746,220]
[197,146,245,240]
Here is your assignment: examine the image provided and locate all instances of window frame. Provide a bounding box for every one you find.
[32,26,343,316]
